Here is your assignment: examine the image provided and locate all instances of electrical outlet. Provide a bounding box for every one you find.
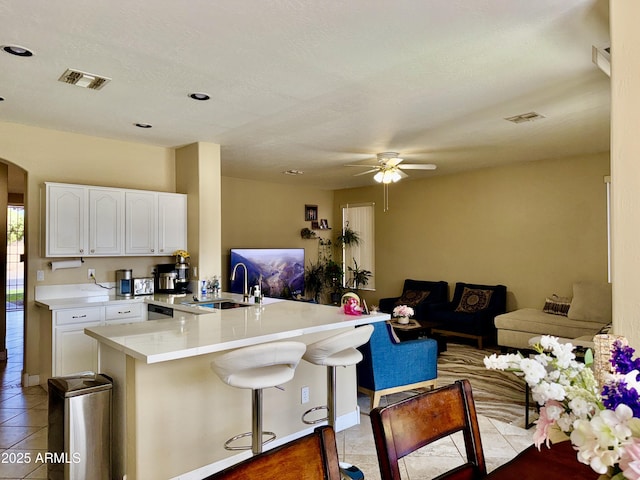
[88,268,96,279]
[301,386,310,404]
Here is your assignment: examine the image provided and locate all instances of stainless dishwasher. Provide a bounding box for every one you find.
[147,304,174,320]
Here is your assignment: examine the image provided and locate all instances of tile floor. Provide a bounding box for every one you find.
[0,310,534,479]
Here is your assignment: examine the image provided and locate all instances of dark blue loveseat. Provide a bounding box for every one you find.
[429,282,507,349]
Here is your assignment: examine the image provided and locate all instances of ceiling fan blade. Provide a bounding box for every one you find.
[398,169,409,179]
[353,169,379,176]
[386,157,404,167]
[397,163,437,170]
[345,164,379,168]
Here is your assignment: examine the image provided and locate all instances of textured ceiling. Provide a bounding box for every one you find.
[0,0,610,190]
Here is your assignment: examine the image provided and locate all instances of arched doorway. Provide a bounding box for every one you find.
[1,161,26,387]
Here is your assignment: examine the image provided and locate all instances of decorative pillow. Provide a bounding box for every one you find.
[543,294,572,316]
[395,289,430,307]
[455,287,493,313]
[567,282,612,323]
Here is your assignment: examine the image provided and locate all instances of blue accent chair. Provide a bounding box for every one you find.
[356,322,438,409]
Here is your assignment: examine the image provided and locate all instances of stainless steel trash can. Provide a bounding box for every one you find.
[47,372,112,480]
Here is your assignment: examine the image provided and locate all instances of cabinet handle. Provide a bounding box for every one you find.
[151,248,155,253]
[79,248,84,253]
[90,249,95,253]
[118,310,131,315]
[72,314,87,319]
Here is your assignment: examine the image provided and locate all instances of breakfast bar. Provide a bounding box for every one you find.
[85,295,389,480]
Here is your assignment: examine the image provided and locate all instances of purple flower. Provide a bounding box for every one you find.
[611,340,640,375]
[602,378,640,418]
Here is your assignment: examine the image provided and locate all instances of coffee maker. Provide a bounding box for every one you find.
[154,261,190,294]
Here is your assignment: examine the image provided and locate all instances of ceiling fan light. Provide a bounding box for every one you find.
[391,171,402,182]
[373,171,384,183]
[382,170,395,184]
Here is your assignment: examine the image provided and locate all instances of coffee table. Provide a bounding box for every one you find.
[390,319,447,353]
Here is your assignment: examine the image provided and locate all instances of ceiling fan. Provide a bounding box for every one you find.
[346,152,437,184]
[346,152,437,211]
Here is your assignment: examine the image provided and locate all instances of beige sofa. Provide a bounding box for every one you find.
[495,282,611,350]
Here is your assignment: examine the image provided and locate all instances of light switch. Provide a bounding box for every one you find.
[37,270,44,281]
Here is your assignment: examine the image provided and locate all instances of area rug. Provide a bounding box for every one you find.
[437,343,529,427]
[357,343,533,427]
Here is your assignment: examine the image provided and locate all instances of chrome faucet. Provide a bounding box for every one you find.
[231,262,249,302]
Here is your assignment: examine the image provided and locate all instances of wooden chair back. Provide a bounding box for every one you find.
[203,425,341,480]
[370,379,487,480]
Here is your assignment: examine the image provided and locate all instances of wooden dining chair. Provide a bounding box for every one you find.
[203,425,341,480]
[370,379,487,480]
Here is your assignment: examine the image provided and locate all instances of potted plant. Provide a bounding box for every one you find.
[304,261,325,303]
[323,260,345,305]
[300,227,316,239]
[336,223,360,248]
[347,258,372,290]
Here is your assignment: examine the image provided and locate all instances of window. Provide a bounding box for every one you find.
[341,203,375,290]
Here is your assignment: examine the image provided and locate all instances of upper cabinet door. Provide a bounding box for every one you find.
[157,193,187,255]
[46,183,87,257]
[89,188,125,256]
[125,191,157,255]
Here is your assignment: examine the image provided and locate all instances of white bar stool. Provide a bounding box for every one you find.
[211,341,306,454]
[302,324,374,428]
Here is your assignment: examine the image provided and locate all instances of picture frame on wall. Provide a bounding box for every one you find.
[305,204,318,221]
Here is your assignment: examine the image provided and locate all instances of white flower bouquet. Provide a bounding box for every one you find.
[484,335,640,480]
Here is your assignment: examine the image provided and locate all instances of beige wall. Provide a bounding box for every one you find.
[0,121,177,380]
[176,142,222,282]
[334,152,610,311]
[221,176,334,291]
[610,0,640,346]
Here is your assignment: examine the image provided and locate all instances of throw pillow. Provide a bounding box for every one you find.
[395,289,430,307]
[567,282,612,323]
[543,294,572,316]
[455,287,493,313]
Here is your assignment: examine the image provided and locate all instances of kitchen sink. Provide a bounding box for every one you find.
[182,299,251,310]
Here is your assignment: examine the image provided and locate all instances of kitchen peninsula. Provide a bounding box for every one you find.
[84,293,389,480]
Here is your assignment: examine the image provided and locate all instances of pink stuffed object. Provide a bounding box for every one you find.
[342,297,363,316]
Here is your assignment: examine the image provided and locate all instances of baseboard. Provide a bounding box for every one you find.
[22,372,40,388]
[169,409,361,480]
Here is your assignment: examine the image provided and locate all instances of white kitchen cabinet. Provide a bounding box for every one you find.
[54,323,100,376]
[45,183,124,257]
[158,193,187,255]
[125,191,157,255]
[52,306,104,377]
[45,183,87,257]
[89,187,125,256]
[125,191,187,256]
[105,302,146,323]
[44,182,187,257]
[43,301,145,381]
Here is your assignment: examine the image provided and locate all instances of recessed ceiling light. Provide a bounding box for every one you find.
[2,45,33,57]
[189,93,210,101]
[283,169,304,175]
[134,123,153,129]
[0,97,4,102]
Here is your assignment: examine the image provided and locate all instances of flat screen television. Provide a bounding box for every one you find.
[229,248,305,299]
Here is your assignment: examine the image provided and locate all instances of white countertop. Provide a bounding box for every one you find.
[84,294,389,364]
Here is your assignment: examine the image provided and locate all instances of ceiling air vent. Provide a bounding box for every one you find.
[504,112,545,124]
[58,69,111,90]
